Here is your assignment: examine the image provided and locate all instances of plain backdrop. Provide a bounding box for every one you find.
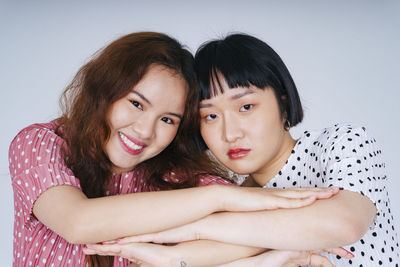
[1,1,399,265]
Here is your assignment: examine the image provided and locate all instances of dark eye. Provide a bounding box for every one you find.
[205,114,218,121]
[130,100,143,110]
[240,104,253,112]
[161,117,174,124]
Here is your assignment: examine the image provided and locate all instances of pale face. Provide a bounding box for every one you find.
[105,65,187,174]
[199,78,294,181]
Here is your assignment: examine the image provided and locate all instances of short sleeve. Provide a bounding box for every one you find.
[197,175,235,186]
[9,125,81,229]
[161,168,235,187]
[322,125,386,213]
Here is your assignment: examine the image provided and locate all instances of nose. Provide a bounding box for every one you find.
[132,115,156,140]
[222,113,243,143]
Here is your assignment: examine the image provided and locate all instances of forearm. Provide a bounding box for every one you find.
[34,185,224,244]
[170,240,265,267]
[198,190,376,250]
[80,186,225,242]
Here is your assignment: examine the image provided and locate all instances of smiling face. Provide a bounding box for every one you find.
[105,65,187,174]
[199,77,295,183]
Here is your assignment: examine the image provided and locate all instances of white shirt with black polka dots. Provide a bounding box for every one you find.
[262,123,399,266]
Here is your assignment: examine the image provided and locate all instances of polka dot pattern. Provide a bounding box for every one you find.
[9,122,232,266]
[264,123,399,266]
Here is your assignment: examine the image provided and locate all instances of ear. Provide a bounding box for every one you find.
[280,95,290,131]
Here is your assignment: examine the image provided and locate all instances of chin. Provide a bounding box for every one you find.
[109,159,136,173]
[228,165,254,175]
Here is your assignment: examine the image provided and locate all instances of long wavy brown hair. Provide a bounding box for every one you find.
[57,32,225,267]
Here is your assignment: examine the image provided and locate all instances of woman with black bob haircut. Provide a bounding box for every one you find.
[99,33,399,266]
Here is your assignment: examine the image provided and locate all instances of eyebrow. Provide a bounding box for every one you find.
[231,89,255,100]
[131,90,183,120]
[167,112,183,120]
[199,89,255,108]
[131,91,151,105]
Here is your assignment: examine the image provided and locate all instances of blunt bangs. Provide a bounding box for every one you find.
[195,39,280,101]
[194,33,303,127]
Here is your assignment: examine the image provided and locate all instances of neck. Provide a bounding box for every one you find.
[251,131,296,187]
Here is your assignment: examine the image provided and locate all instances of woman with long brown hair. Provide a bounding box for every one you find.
[9,32,337,267]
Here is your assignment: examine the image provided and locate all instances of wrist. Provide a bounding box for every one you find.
[206,184,228,212]
[194,214,213,241]
[210,184,234,212]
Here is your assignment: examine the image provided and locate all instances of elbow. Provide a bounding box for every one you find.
[62,224,87,245]
[60,212,95,244]
[335,219,369,245]
[329,212,376,245]
[326,190,377,246]
[61,220,88,244]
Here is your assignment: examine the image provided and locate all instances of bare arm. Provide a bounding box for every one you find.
[123,190,376,250]
[86,240,265,266]
[197,190,376,250]
[33,184,222,244]
[84,240,352,266]
[33,184,335,244]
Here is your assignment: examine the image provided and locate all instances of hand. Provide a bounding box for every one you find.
[220,186,339,212]
[84,242,177,267]
[219,247,353,267]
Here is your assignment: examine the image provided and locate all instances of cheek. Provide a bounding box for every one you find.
[107,101,134,131]
[200,126,221,152]
[107,109,125,132]
[159,127,179,147]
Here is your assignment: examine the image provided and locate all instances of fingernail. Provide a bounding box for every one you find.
[344,249,354,258]
[102,240,117,244]
[117,238,127,244]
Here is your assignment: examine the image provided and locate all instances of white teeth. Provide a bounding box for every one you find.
[119,133,143,150]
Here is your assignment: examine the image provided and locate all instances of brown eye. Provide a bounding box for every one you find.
[161,117,174,124]
[205,114,217,120]
[129,100,143,110]
[240,104,253,111]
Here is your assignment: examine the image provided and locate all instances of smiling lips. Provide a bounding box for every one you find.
[227,148,251,159]
[118,132,146,155]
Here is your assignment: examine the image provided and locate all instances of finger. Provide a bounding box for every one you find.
[268,195,317,209]
[89,243,137,259]
[117,242,169,266]
[279,187,339,197]
[118,234,156,244]
[284,186,339,193]
[119,226,193,244]
[86,244,122,254]
[272,187,338,199]
[322,247,354,259]
[309,254,335,267]
[88,242,171,265]
[83,247,119,257]
[82,247,97,255]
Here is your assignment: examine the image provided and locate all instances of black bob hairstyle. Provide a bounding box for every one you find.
[194,33,304,128]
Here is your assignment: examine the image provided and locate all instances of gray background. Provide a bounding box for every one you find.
[1,1,399,265]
